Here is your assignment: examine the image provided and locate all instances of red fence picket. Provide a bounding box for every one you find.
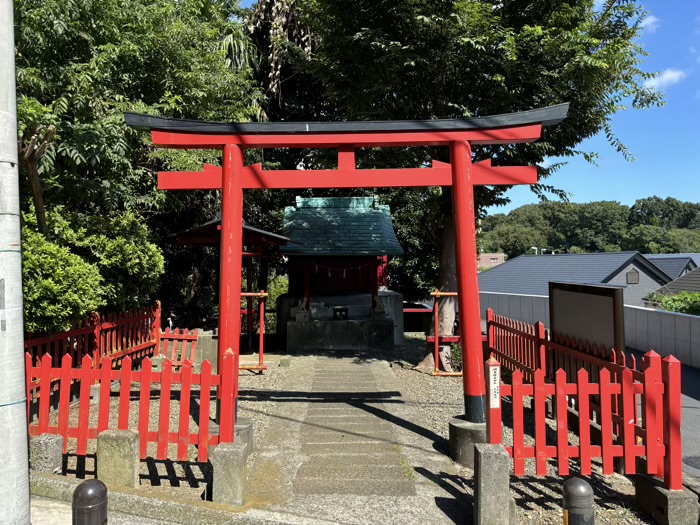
[26,351,236,463]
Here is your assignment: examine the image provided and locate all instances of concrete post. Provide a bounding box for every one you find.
[97,430,140,488]
[30,434,64,473]
[210,441,247,506]
[151,354,166,372]
[473,443,515,525]
[0,1,31,520]
[635,473,700,525]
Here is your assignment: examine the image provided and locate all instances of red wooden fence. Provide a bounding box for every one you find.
[486,356,682,490]
[25,302,162,368]
[485,308,684,490]
[26,351,237,463]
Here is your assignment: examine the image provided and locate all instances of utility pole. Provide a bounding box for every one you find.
[0,0,32,522]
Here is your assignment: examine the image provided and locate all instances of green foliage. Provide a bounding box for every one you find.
[480,197,700,258]
[450,343,463,372]
[23,208,164,330]
[22,226,105,333]
[264,274,289,333]
[646,292,700,316]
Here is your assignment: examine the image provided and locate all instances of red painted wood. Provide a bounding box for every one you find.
[97,356,112,434]
[556,369,570,476]
[642,351,661,475]
[512,371,525,475]
[219,350,236,443]
[600,368,614,475]
[25,353,32,420]
[218,144,244,387]
[577,368,592,476]
[662,356,683,490]
[451,140,485,407]
[158,359,173,459]
[199,360,212,462]
[151,124,543,149]
[534,369,548,476]
[38,353,52,434]
[258,299,265,368]
[622,367,637,474]
[139,358,153,458]
[118,357,132,430]
[58,354,72,452]
[77,355,93,456]
[178,361,193,461]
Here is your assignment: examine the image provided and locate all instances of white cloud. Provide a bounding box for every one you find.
[689,47,697,54]
[640,14,660,33]
[644,69,688,91]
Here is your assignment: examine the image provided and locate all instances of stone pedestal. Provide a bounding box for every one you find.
[151,354,166,371]
[449,416,487,469]
[30,434,63,473]
[474,444,515,525]
[210,441,247,506]
[97,429,140,488]
[234,418,254,458]
[635,474,699,525]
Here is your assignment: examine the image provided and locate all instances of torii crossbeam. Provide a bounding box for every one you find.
[126,103,569,428]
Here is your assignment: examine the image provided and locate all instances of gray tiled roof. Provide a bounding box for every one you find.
[659,267,700,294]
[281,197,404,256]
[478,252,651,296]
[643,255,697,280]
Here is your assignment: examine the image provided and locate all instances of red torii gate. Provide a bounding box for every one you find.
[126,103,568,426]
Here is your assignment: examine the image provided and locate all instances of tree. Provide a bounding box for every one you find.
[15,0,263,329]
[250,0,662,335]
[621,225,700,253]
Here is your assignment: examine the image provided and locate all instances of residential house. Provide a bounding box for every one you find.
[478,252,506,270]
[655,266,700,295]
[478,252,672,306]
[642,254,698,280]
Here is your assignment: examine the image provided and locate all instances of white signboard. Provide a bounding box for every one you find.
[489,364,500,409]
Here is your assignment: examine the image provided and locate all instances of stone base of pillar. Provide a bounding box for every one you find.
[449,416,487,469]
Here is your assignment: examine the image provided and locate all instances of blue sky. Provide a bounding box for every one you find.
[241,1,699,213]
[491,0,700,214]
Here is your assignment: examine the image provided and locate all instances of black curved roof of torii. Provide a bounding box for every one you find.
[124,103,569,135]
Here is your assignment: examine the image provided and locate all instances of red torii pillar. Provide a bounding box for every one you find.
[125,103,568,438]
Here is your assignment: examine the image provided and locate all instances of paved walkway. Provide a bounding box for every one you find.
[248,350,469,525]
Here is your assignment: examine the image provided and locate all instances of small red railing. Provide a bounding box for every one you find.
[26,351,237,463]
[160,328,198,366]
[426,290,462,377]
[239,291,267,371]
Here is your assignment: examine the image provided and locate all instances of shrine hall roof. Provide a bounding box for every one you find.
[281,197,404,257]
[124,103,569,135]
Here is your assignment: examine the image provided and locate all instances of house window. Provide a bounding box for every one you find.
[490,258,498,263]
[626,268,639,284]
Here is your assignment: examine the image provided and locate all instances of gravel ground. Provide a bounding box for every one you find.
[384,333,655,525]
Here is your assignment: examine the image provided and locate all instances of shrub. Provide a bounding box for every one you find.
[646,291,700,316]
[23,228,105,333]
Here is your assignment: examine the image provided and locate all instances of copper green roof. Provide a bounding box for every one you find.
[281,197,404,256]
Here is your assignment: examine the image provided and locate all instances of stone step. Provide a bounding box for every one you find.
[293,477,415,496]
[300,453,404,468]
[295,463,407,480]
[301,441,400,455]
[300,430,395,444]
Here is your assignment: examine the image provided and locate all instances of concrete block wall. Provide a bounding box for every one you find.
[480,291,700,369]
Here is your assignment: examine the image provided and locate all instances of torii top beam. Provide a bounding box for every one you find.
[125,103,569,190]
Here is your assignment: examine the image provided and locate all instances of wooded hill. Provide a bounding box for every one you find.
[480,197,700,259]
